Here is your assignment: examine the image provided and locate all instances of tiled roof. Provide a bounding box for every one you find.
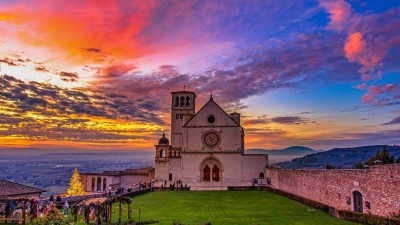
[82,167,154,176]
[0,180,46,197]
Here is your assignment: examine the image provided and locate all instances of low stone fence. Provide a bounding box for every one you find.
[266,186,400,225]
[227,186,266,191]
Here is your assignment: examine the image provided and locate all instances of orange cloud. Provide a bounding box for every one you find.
[344,32,365,62]
[0,1,175,66]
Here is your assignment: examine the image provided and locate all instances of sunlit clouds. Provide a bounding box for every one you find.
[0,0,399,150]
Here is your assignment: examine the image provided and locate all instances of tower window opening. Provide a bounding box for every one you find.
[180,96,185,107]
[175,96,179,107]
[186,96,190,106]
[176,113,179,119]
[160,149,164,157]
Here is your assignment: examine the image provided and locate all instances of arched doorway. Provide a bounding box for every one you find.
[203,165,210,181]
[259,172,265,179]
[353,191,363,213]
[199,156,223,182]
[169,173,173,181]
[212,166,219,181]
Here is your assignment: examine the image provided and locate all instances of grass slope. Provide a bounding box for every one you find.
[126,191,357,225]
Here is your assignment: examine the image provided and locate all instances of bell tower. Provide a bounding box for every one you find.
[171,90,196,148]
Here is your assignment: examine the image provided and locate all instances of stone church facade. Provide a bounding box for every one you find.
[155,90,268,190]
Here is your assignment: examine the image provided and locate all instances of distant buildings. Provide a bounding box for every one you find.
[80,167,154,192]
[0,180,45,199]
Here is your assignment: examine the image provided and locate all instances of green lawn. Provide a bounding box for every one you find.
[1,191,358,225]
[123,191,358,225]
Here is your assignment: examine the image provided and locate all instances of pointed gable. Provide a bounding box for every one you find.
[184,98,239,127]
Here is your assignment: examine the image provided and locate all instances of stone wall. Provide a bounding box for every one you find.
[266,164,400,217]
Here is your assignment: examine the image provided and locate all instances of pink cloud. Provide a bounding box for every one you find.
[368,85,383,95]
[319,0,353,31]
[384,84,395,92]
[361,93,374,104]
[355,83,366,90]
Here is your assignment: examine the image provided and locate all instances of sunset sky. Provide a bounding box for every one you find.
[0,0,399,151]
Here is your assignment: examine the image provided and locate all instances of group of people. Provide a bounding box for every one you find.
[160,179,188,191]
[0,201,21,223]
[0,197,70,224]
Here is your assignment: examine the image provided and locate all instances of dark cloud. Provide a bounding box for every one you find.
[0,57,19,66]
[101,64,137,78]
[271,116,314,125]
[35,65,50,73]
[0,74,164,124]
[58,71,79,82]
[84,48,102,53]
[243,115,270,125]
[382,116,400,125]
[93,31,362,112]
[0,55,31,67]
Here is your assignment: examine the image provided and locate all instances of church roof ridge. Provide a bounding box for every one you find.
[183,95,240,127]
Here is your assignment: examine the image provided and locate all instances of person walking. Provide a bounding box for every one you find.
[63,201,69,218]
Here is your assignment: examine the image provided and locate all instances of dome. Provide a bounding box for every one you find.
[158,133,169,145]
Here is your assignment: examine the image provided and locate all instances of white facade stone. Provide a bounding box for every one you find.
[155,91,268,189]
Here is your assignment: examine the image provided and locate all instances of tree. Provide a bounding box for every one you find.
[365,145,395,166]
[397,157,400,163]
[67,168,85,196]
[354,162,364,169]
[326,164,335,169]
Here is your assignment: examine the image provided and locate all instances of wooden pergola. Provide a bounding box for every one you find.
[76,196,133,225]
[0,198,30,225]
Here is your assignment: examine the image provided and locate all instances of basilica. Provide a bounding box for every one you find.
[155,90,268,190]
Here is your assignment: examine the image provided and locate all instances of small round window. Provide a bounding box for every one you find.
[207,115,216,124]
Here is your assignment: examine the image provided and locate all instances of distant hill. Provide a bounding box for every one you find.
[246,146,316,164]
[275,145,400,169]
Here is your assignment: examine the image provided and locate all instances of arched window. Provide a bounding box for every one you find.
[160,149,164,158]
[175,96,179,107]
[103,178,107,191]
[180,96,185,107]
[203,165,210,181]
[259,172,265,179]
[97,177,101,191]
[212,166,220,181]
[91,177,95,191]
[186,96,190,106]
[169,173,173,181]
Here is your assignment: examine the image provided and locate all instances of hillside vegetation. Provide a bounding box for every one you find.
[276,145,400,169]
[246,146,316,164]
